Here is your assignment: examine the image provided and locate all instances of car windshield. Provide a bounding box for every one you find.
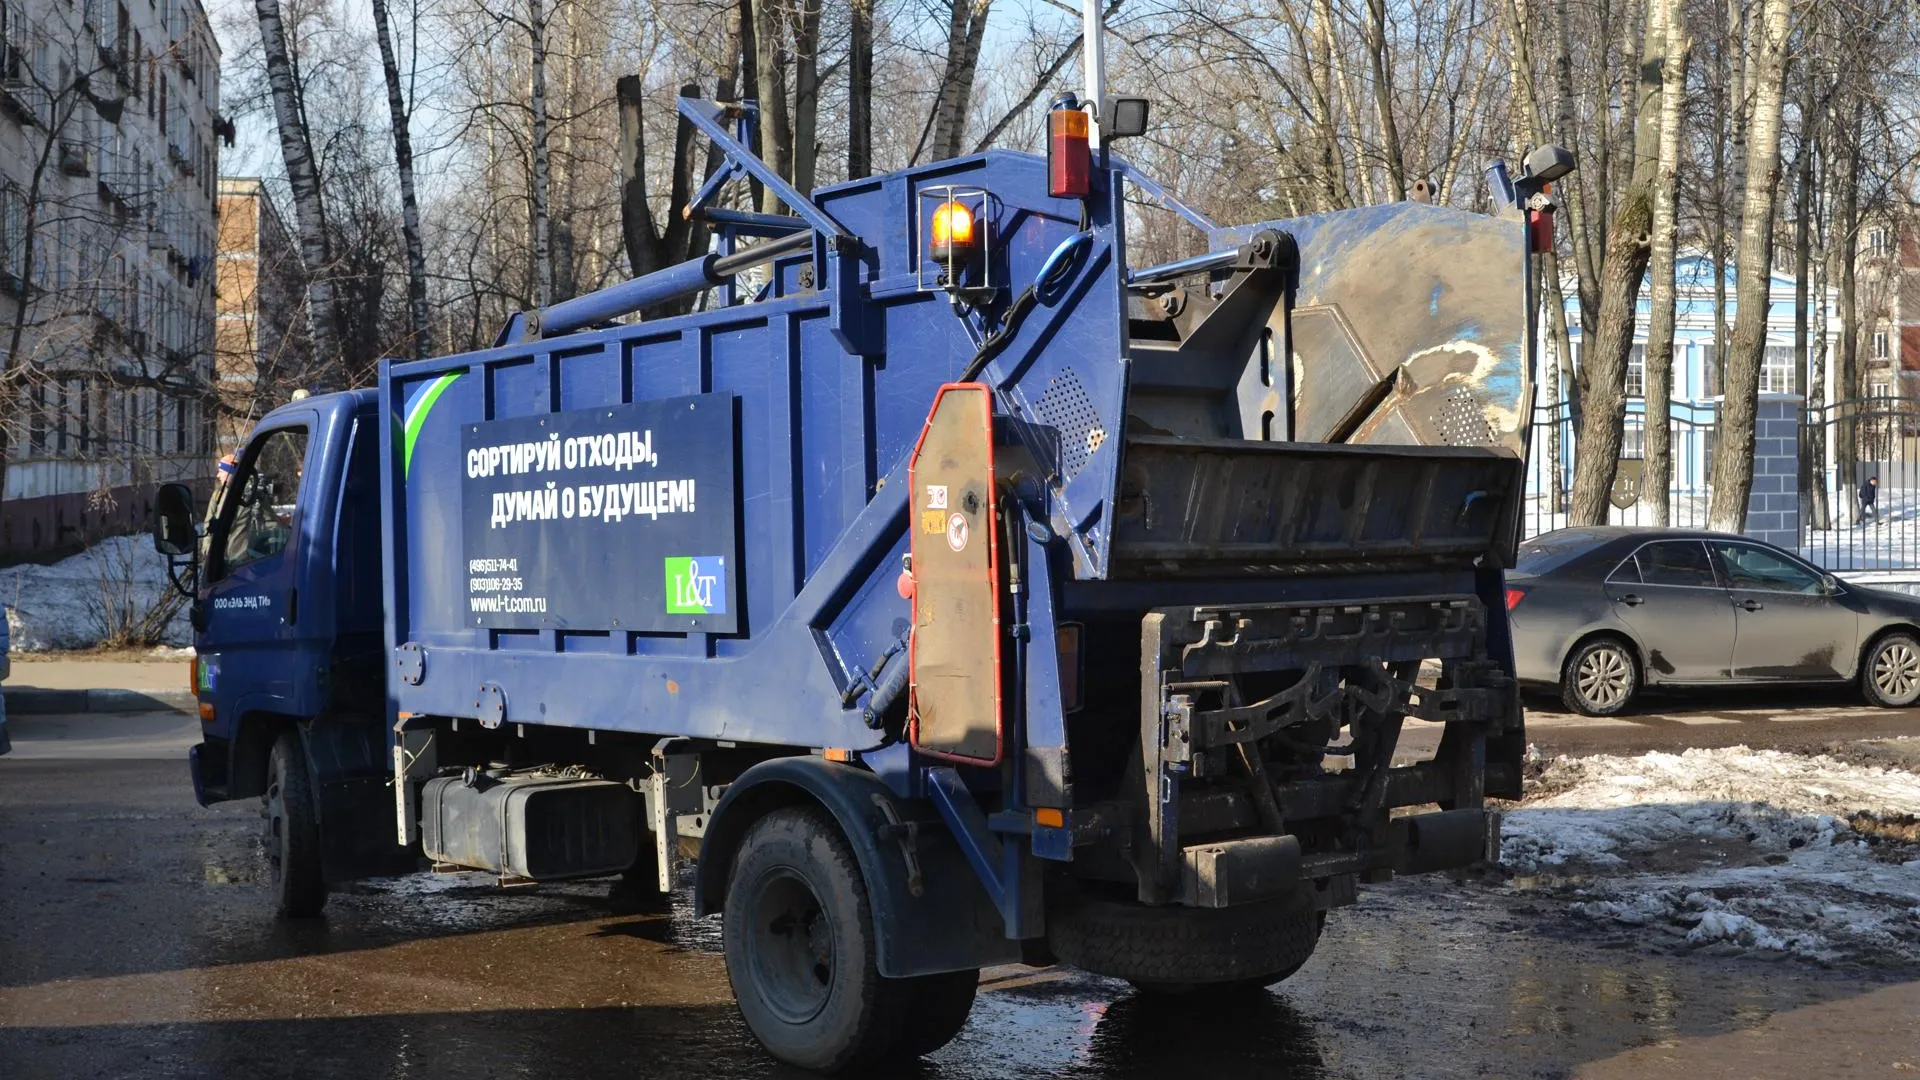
[1517,533,1601,574]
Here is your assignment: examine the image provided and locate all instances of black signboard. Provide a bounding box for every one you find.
[460,394,738,634]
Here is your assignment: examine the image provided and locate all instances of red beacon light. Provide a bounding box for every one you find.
[1049,106,1091,199]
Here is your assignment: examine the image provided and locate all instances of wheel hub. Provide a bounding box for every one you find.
[748,870,834,1024]
[1576,647,1631,709]
[1874,641,1919,701]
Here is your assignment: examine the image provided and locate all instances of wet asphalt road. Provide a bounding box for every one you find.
[4,717,1919,1079]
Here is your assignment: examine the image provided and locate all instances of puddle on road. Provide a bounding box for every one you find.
[930,878,1907,1079]
[6,784,1914,1080]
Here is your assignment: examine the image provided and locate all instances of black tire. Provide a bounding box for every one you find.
[894,969,980,1058]
[1128,912,1327,997]
[1862,631,1920,708]
[1048,893,1322,990]
[722,806,977,1073]
[263,729,326,918]
[1560,636,1638,716]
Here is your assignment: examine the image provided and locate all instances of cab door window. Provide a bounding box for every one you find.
[216,428,309,579]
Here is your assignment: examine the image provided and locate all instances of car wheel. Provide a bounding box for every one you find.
[1561,637,1637,716]
[1862,631,1920,708]
[263,729,327,918]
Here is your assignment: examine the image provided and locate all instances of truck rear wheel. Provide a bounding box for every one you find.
[1048,892,1322,992]
[263,729,326,918]
[722,806,977,1072]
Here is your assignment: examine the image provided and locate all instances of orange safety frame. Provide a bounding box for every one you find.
[905,382,1003,766]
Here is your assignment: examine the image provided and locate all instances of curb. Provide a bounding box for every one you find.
[2,687,196,715]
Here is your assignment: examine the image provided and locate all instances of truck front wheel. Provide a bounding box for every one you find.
[722,806,977,1072]
[263,729,326,918]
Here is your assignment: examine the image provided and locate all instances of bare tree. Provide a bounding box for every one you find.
[370,0,431,358]
[924,0,991,162]
[848,0,873,179]
[1706,0,1792,531]
[1642,0,1692,525]
[1568,0,1677,524]
[254,0,341,367]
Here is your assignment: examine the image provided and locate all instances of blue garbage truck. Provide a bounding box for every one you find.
[152,92,1571,1072]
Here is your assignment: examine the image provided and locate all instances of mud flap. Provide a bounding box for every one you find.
[305,721,418,882]
[908,383,1003,765]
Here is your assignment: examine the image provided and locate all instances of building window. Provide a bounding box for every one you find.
[1869,226,1891,258]
[1622,419,1645,459]
[27,382,46,455]
[1,183,26,284]
[1875,330,1890,361]
[1626,345,1646,397]
[1761,345,1799,394]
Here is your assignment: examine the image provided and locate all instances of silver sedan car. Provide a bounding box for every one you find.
[1508,527,1920,715]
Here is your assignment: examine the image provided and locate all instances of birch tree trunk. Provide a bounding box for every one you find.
[529,0,552,307]
[1808,150,1832,530]
[371,0,431,358]
[1835,110,1863,522]
[1568,0,1671,525]
[1642,0,1690,526]
[1791,75,1820,531]
[930,0,992,162]
[1706,0,1792,531]
[254,0,340,367]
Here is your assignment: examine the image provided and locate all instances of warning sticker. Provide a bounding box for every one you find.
[946,512,969,552]
[926,484,949,510]
[922,509,946,534]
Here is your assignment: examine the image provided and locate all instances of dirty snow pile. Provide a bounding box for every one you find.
[1,536,190,651]
[1503,745,1920,965]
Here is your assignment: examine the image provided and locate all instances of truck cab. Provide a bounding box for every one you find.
[162,389,403,899]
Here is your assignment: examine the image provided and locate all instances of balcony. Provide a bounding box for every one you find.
[0,52,44,127]
[60,142,93,178]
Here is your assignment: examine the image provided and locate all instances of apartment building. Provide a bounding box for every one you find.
[1862,219,1920,400]
[0,0,221,561]
[213,176,298,457]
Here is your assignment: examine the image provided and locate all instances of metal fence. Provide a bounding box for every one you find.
[1802,397,1920,571]
[1524,396,1920,573]
[1523,399,1721,539]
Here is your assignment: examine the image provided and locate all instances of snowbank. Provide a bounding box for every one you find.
[1,536,191,651]
[1504,746,1920,965]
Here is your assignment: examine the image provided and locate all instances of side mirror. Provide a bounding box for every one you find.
[153,482,197,557]
[1103,96,1150,139]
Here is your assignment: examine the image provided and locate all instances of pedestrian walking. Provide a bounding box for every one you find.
[1860,475,1880,526]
